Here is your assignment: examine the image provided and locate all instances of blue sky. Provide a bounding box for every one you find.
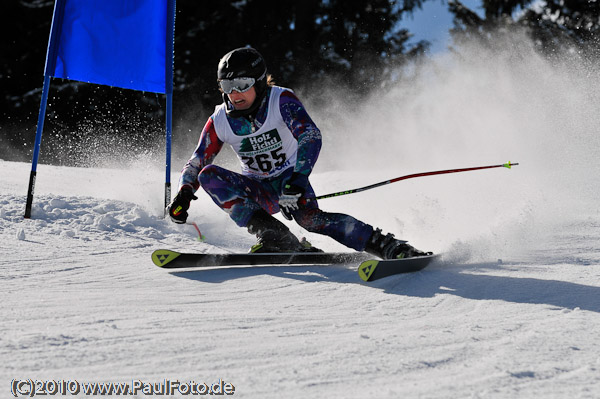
[401,0,483,53]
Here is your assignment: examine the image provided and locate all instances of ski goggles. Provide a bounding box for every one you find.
[218,76,257,94]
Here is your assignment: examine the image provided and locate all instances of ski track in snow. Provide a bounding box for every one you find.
[2,159,600,398]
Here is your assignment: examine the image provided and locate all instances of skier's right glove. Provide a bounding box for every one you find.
[167,187,198,224]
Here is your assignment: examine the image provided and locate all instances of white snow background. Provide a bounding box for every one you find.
[2,38,600,398]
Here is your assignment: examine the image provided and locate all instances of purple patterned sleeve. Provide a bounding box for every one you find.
[178,117,224,192]
[279,90,322,178]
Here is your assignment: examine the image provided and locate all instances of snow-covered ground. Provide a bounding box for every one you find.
[2,154,599,398]
[3,40,600,398]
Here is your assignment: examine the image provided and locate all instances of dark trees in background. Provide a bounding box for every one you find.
[2,0,598,164]
[0,0,427,164]
[449,0,600,55]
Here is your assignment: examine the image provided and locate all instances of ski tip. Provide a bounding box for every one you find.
[152,249,181,267]
[358,260,379,282]
[503,161,519,169]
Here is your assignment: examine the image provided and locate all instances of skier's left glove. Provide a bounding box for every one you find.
[167,186,198,224]
[279,173,307,220]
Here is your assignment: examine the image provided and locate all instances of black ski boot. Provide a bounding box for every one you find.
[247,209,310,253]
[365,228,431,259]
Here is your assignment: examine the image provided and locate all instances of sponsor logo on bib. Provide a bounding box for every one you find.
[239,129,282,155]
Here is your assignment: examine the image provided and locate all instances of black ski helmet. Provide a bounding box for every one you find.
[217,47,268,118]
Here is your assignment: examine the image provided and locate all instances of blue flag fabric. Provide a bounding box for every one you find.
[47,0,169,93]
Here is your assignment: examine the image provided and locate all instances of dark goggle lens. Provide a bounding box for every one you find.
[219,77,256,94]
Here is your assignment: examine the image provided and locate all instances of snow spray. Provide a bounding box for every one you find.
[304,32,600,260]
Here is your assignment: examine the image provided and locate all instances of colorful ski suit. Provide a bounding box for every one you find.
[179,86,374,251]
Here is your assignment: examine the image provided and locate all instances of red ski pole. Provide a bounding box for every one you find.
[309,161,519,201]
[187,221,206,241]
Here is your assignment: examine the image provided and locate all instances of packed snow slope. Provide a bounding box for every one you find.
[2,39,600,398]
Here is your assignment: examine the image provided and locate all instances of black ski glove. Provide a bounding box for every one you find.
[279,172,307,220]
[167,187,198,224]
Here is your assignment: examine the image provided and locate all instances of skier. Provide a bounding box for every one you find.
[167,47,429,259]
